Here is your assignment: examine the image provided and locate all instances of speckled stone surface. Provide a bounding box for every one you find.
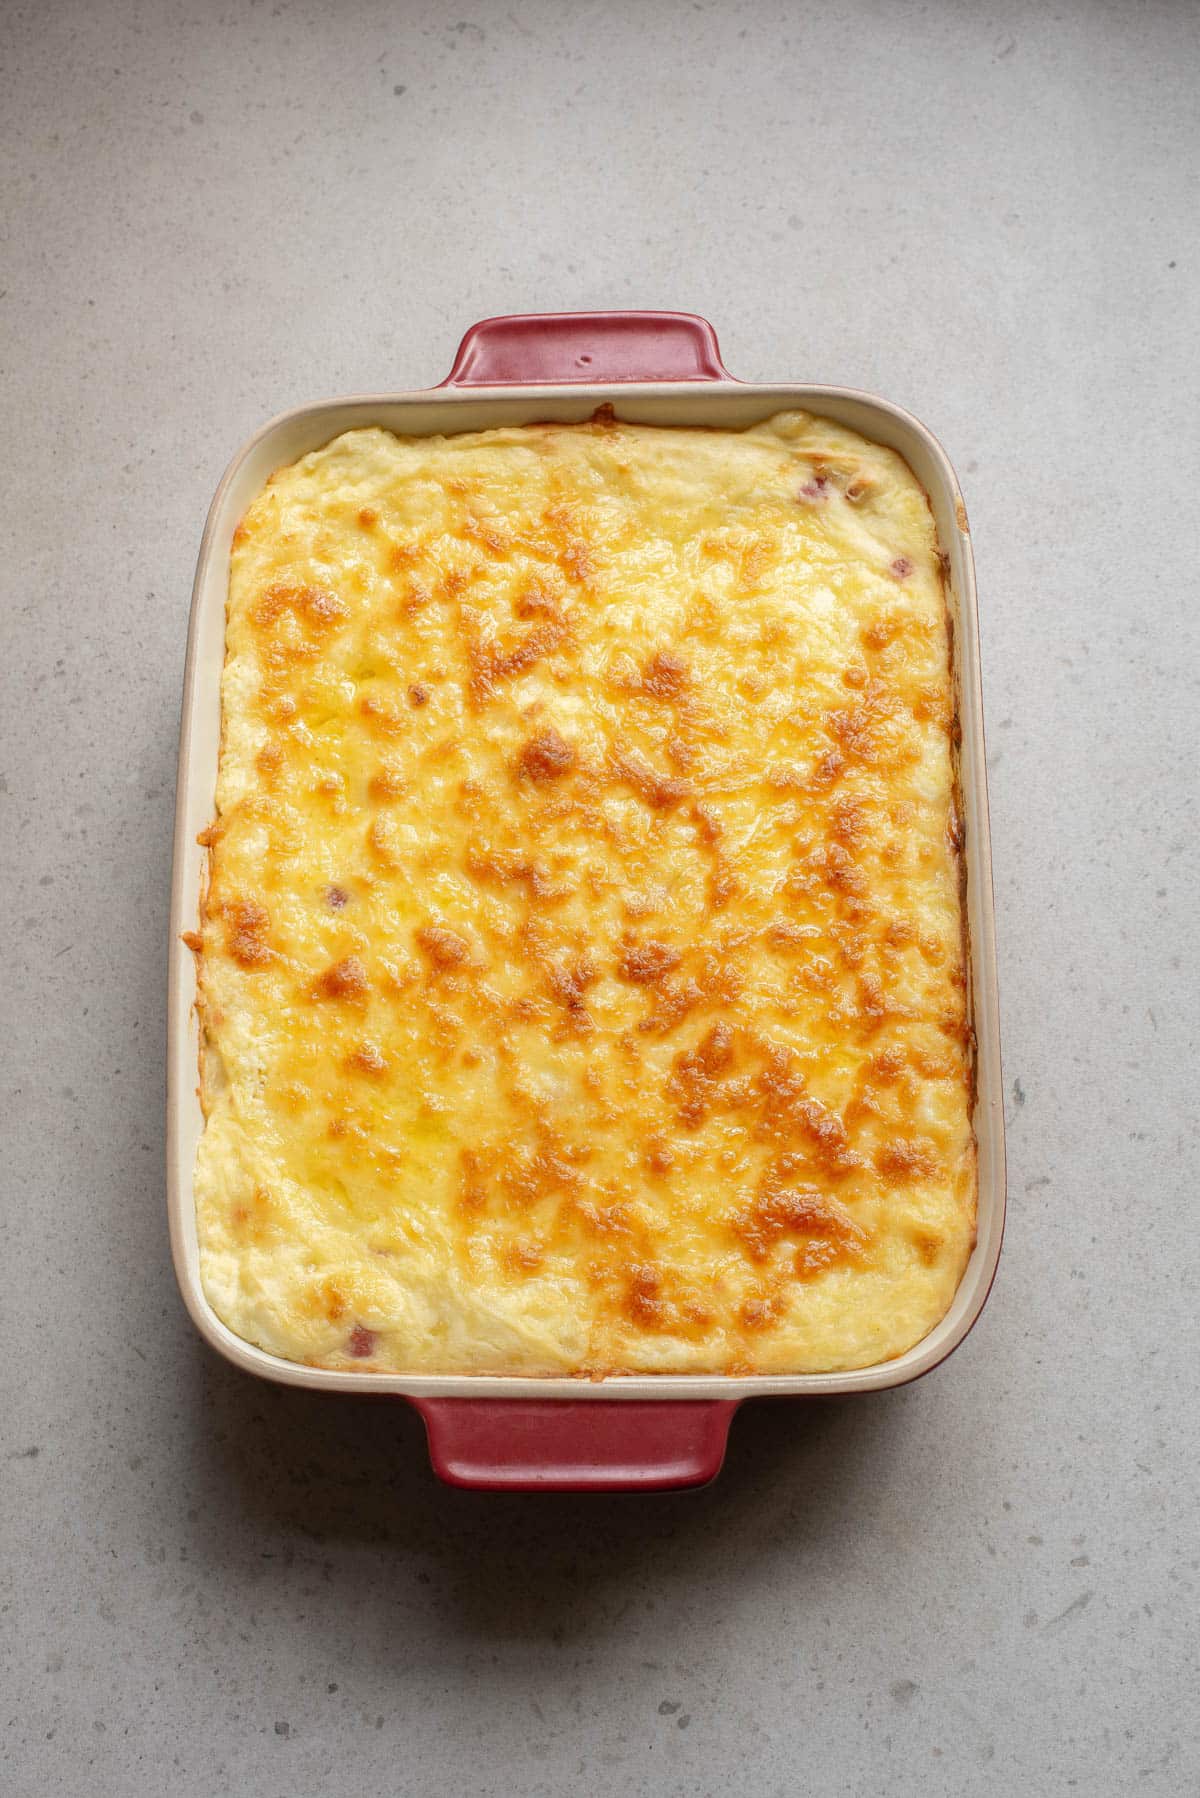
[2,2,1197,1793]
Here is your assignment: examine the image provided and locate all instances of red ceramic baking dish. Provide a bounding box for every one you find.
[168,312,1005,1490]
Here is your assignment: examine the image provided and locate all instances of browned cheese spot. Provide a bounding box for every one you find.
[730,1162,866,1271]
[415,923,471,970]
[501,1133,586,1210]
[645,1138,674,1176]
[868,1046,906,1084]
[623,1264,668,1329]
[369,762,407,802]
[313,956,369,1002]
[611,750,690,811]
[910,1226,944,1267]
[641,650,689,699]
[667,1021,737,1127]
[862,613,906,653]
[753,1048,860,1174]
[466,846,563,903]
[229,1184,278,1245]
[518,727,577,784]
[811,749,846,789]
[544,954,598,1029]
[740,1294,783,1330]
[225,898,272,968]
[824,842,867,897]
[465,572,571,705]
[875,1137,939,1184]
[618,939,682,985]
[458,1148,488,1213]
[253,582,347,631]
[501,1239,545,1276]
[358,693,406,737]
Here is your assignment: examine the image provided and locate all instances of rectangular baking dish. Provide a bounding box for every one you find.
[168,311,1004,1490]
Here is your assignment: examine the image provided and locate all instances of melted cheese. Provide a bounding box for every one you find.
[191,411,974,1375]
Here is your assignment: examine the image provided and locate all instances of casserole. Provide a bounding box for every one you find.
[169,311,1004,1488]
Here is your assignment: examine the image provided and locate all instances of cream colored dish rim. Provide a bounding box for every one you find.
[167,379,1005,1398]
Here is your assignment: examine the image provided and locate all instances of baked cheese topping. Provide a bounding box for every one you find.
[191,411,974,1374]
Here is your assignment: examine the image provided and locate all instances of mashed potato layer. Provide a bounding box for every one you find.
[190,411,974,1374]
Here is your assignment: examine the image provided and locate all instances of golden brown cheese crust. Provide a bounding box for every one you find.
[192,412,974,1375]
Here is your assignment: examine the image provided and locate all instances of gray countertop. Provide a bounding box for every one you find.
[2,2,1197,1793]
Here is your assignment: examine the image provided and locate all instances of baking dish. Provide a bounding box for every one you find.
[168,311,1004,1490]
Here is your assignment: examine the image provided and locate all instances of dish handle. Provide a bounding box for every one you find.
[409,1397,740,1492]
[441,310,734,387]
